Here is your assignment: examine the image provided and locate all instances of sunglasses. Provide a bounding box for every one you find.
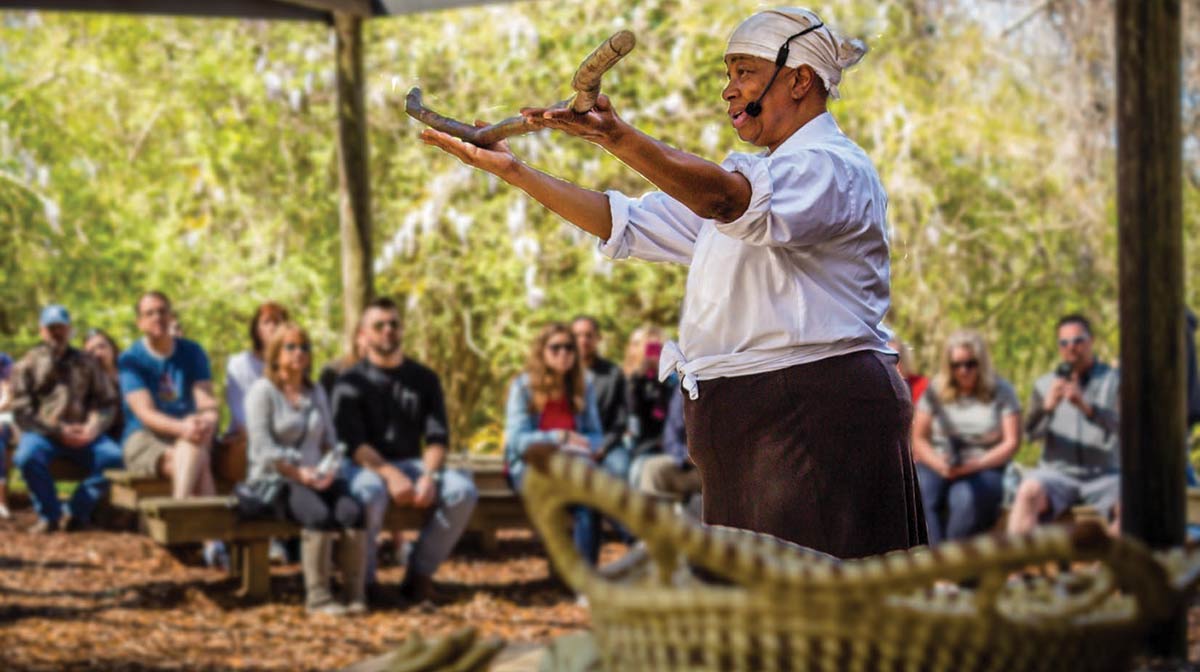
[1058,336,1089,348]
[547,342,576,354]
[140,307,170,318]
[371,319,400,332]
[283,342,312,353]
[950,359,979,371]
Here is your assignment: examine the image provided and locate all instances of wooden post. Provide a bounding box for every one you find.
[1116,0,1185,659]
[334,11,374,352]
[236,540,272,600]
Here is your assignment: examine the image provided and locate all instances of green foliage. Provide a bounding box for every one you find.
[0,2,1196,453]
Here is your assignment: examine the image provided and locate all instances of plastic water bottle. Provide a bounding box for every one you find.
[315,442,347,479]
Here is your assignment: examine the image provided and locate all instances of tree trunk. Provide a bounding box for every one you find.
[335,11,373,351]
[1116,0,1185,659]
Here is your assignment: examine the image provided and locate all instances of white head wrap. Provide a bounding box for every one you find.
[725,7,867,100]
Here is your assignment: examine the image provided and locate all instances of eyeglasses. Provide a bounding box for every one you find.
[140,307,170,318]
[283,342,311,353]
[1058,336,1089,348]
[950,359,979,371]
[547,342,576,354]
[371,319,400,332]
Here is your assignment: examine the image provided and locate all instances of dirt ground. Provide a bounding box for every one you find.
[5,504,1200,671]
[0,506,602,671]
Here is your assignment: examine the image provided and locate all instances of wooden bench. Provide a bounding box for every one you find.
[139,486,527,598]
[105,453,511,510]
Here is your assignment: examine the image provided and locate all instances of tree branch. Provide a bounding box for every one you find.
[405,30,636,146]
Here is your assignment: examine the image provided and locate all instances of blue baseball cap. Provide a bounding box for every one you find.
[39,304,71,327]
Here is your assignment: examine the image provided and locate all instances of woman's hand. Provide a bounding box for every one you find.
[925,453,956,480]
[420,121,521,178]
[298,466,333,492]
[522,94,626,149]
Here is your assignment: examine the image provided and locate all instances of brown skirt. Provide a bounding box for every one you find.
[684,350,927,559]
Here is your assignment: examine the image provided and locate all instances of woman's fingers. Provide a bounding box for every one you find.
[420,128,477,162]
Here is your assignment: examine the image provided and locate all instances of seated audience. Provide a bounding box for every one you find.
[319,318,366,401]
[245,323,365,615]
[623,326,671,464]
[119,291,226,566]
[571,315,629,476]
[889,336,929,402]
[912,330,1020,544]
[636,385,702,504]
[0,351,13,519]
[1008,315,1120,535]
[333,298,478,604]
[12,305,123,532]
[504,323,606,565]
[84,329,125,443]
[226,302,289,440]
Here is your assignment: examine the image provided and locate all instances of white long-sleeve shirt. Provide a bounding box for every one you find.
[225,350,263,434]
[599,112,894,398]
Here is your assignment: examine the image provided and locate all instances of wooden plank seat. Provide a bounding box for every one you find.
[138,487,527,599]
[105,453,510,509]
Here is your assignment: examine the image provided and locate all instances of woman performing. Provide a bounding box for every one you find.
[420,7,926,557]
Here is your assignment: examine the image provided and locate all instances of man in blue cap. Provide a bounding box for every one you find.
[11,304,123,533]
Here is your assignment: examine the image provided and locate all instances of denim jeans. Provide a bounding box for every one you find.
[571,505,601,565]
[509,465,604,566]
[344,458,479,583]
[15,431,124,524]
[915,463,1005,545]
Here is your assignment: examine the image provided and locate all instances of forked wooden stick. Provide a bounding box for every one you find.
[406,30,636,146]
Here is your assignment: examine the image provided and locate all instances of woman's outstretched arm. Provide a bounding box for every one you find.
[419,125,614,241]
[523,95,752,222]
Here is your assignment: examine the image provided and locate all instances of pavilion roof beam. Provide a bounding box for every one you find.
[0,0,532,19]
[0,0,330,21]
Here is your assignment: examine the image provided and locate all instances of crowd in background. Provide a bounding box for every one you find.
[2,297,1199,614]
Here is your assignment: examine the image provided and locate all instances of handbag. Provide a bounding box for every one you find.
[232,396,315,520]
[232,478,286,519]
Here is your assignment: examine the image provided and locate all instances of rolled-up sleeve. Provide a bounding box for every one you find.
[599,190,705,265]
[715,149,856,247]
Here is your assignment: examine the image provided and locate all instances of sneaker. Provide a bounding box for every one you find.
[306,600,348,617]
[203,541,231,571]
[28,518,59,534]
[398,573,442,605]
[0,504,10,520]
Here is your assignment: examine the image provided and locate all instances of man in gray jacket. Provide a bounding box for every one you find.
[1008,315,1120,534]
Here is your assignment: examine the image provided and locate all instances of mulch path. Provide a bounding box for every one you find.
[0,507,603,671]
[6,504,1200,671]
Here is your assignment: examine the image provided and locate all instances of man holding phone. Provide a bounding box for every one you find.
[1008,314,1120,534]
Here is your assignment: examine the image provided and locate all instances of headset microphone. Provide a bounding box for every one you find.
[742,22,824,119]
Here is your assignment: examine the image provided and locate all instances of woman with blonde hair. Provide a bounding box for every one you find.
[504,322,605,564]
[244,323,366,614]
[912,330,1020,544]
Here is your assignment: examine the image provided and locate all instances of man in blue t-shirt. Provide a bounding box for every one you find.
[119,291,226,566]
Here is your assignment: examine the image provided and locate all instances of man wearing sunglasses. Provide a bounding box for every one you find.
[1008,314,1120,535]
[332,297,478,605]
